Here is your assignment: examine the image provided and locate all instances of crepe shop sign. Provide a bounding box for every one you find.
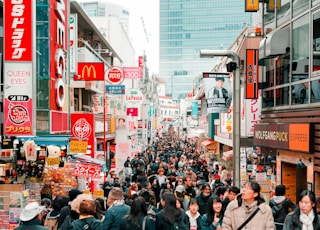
[73,162,101,178]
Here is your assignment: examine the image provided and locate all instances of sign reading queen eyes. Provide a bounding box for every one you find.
[203,72,233,114]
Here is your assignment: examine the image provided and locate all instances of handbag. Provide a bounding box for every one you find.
[237,207,260,230]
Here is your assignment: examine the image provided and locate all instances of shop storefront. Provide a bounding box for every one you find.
[253,123,315,203]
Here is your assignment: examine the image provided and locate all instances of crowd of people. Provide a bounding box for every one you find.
[14,134,320,229]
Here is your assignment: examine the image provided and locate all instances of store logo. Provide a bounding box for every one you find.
[72,118,92,138]
[76,63,104,81]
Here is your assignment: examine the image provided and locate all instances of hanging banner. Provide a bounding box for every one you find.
[69,14,78,73]
[245,49,259,99]
[203,72,232,113]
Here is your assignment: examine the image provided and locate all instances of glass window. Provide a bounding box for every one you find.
[293,0,309,17]
[313,11,320,78]
[313,0,320,7]
[311,79,320,103]
[276,86,290,106]
[292,14,309,78]
[292,81,308,104]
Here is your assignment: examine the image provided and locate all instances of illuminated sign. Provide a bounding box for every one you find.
[76,63,105,81]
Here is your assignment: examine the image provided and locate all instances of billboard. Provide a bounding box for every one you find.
[203,72,232,113]
[3,0,34,135]
[75,63,105,81]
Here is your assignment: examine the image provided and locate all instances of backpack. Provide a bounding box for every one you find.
[44,212,59,230]
[270,200,283,217]
[147,205,156,221]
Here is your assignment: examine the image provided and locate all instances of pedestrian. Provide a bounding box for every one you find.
[103,187,131,229]
[44,195,68,230]
[200,195,225,230]
[71,199,103,230]
[222,181,275,230]
[195,183,212,215]
[120,196,156,230]
[283,190,320,230]
[58,189,82,228]
[269,184,295,230]
[14,202,48,230]
[316,196,320,215]
[156,191,189,230]
[186,198,201,230]
[223,186,240,209]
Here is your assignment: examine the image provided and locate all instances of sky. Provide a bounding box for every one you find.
[112,0,160,75]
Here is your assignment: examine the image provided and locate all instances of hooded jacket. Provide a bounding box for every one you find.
[72,217,103,230]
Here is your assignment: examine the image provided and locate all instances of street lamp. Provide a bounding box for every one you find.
[199,50,241,187]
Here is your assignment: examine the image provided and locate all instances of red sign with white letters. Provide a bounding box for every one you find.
[4,0,33,61]
[123,67,142,79]
[106,67,124,84]
[73,162,101,178]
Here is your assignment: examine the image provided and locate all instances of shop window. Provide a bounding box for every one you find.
[311,79,320,103]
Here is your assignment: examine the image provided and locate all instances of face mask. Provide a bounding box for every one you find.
[203,192,211,197]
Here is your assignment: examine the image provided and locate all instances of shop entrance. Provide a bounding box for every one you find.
[281,162,307,204]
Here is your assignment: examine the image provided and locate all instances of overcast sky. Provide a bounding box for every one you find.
[113,0,160,74]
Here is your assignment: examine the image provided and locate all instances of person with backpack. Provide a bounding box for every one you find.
[44,195,68,230]
[269,184,295,230]
[156,191,189,230]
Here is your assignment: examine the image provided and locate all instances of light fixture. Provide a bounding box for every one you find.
[297,158,306,169]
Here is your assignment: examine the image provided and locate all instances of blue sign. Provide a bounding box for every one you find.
[192,101,198,118]
[106,85,125,94]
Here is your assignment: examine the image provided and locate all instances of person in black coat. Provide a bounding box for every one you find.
[269,184,295,230]
[120,196,155,230]
[156,191,190,230]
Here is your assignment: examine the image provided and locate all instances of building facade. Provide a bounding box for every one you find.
[159,0,253,100]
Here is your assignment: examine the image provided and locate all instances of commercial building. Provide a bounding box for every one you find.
[159,0,253,100]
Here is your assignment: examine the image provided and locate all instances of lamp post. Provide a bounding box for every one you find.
[199,50,241,187]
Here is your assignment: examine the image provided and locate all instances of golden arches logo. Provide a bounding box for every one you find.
[82,65,97,79]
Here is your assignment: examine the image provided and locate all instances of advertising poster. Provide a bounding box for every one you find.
[203,72,232,113]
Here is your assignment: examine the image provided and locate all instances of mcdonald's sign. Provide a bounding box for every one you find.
[75,62,105,81]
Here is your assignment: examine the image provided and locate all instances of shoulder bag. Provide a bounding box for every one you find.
[237,207,260,230]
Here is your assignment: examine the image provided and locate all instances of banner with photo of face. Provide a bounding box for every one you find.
[203,72,232,113]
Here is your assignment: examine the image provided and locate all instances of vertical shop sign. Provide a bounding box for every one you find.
[71,113,95,158]
[3,0,34,135]
[50,0,69,132]
[245,49,259,99]
[69,14,78,73]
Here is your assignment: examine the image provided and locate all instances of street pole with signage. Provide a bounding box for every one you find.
[200,50,241,188]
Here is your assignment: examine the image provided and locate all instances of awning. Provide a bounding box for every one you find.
[259,29,289,65]
[201,139,215,147]
[222,150,233,160]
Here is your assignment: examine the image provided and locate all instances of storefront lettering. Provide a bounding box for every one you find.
[290,133,308,143]
[255,130,288,142]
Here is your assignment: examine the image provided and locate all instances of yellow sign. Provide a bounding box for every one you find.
[268,0,281,11]
[93,190,104,198]
[46,157,60,166]
[70,140,88,154]
[245,0,259,12]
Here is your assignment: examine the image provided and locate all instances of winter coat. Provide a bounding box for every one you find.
[156,208,190,230]
[103,203,130,230]
[195,193,211,216]
[200,213,223,230]
[222,198,275,230]
[283,211,320,230]
[14,218,49,230]
[120,215,155,230]
[186,210,201,230]
[72,217,103,230]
